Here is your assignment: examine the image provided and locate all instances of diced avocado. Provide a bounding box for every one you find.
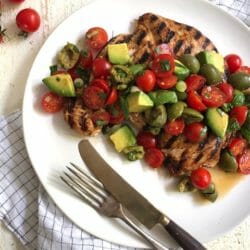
[107,43,130,65]
[148,90,178,106]
[127,91,153,112]
[109,125,136,152]
[206,108,229,138]
[196,50,225,73]
[58,43,80,70]
[43,73,75,97]
[174,60,190,80]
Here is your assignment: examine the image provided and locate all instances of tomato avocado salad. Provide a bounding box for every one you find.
[40,25,250,203]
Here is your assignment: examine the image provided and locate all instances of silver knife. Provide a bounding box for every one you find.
[78,139,206,250]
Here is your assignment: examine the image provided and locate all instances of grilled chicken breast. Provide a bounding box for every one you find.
[64,98,101,136]
[99,12,217,64]
[158,132,229,176]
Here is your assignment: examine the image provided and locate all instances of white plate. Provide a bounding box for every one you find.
[23,0,250,248]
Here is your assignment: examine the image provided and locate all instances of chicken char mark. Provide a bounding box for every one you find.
[159,133,226,176]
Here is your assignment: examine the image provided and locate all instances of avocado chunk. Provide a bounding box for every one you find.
[206,108,229,138]
[148,90,177,106]
[109,125,136,152]
[127,91,153,112]
[58,43,80,70]
[43,73,75,97]
[196,50,225,73]
[107,43,130,65]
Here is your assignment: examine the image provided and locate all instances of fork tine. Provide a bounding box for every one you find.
[60,176,100,211]
[63,172,103,205]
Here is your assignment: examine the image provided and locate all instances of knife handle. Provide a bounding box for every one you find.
[161,216,206,250]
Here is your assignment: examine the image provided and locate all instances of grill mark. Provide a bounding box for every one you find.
[184,46,192,54]
[136,30,146,45]
[210,137,222,158]
[185,25,193,31]
[174,40,184,54]
[164,30,175,43]
[165,136,178,148]
[194,31,202,40]
[138,51,150,64]
[195,153,204,163]
[157,22,166,34]
[150,14,158,22]
[174,149,188,173]
[198,137,208,150]
[202,38,211,49]
[79,116,86,131]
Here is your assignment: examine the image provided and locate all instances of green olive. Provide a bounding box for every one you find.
[228,72,250,90]
[200,183,216,194]
[219,150,238,172]
[58,43,80,69]
[145,105,167,127]
[179,54,200,74]
[146,126,161,135]
[178,176,196,192]
[199,64,223,85]
[182,107,204,124]
[202,190,218,202]
[167,102,186,121]
[176,91,187,101]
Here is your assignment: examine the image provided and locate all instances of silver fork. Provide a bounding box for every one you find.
[61,163,169,250]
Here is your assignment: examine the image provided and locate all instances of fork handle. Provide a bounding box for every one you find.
[118,206,169,250]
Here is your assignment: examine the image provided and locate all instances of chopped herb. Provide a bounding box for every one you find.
[81,50,88,58]
[160,60,171,71]
[95,120,108,126]
[76,66,90,82]
[227,118,240,133]
[50,65,58,75]
[200,126,208,137]
[119,96,129,119]
[98,92,107,100]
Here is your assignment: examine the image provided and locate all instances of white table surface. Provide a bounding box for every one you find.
[0,0,249,249]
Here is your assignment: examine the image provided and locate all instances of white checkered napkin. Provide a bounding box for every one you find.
[0,111,140,250]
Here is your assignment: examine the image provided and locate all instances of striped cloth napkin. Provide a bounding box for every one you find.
[0,1,249,250]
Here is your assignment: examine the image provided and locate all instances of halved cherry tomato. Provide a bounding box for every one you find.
[228,137,247,157]
[144,148,164,168]
[230,106,248,126]
[41,92,64,113]
[184,122,207,143]
[237,149,250,174]
[185,74,206,92]
[83,86,107,110]
[151,54,175,78]
[92,58,111,78]
[137,131,156,149]
[85,27,108,50]
[201,86,227,107]
[157,75,178,89]
[191,167,211,190]
[164,119,185,136]
[236,66,250,75]
[52,70,66,75]
[225,54,242,73]
[153,43,173,57]
[106,87,118,105]
[9,0,25,3]
[136,70,156,92]
[108,104,125,124]
[187,90,207,112]
[91,111,110,126]
[91,79,110,93]
[67,67,79,80]
[218,82,234,103]
[78,50,93,69]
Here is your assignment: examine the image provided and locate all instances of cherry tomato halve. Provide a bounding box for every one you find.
[108,104,125,124]
[185,74,206,92]
[164,119,185,136]
[9,0,25,3]
[91,111,110,126]
[201,86,227,107]
[41,92,64,113]
[137,131,156,149]
[157,75,177,89]
[228,137,247,157]
[92,58,111,78]
[187,90,207,112]
[144,148,164,168]
[218,82,234,103]
[225,54,242,73]
[106,87,118,106]
[151,54,175,78]
[16,8,41,33]
[91,79,110,93]
[237,149,250,174]
[85,27,108,50]
[236,66,250,75]
[191,167,211,190]
[184,122,207,143]
[230,106,248,126]
[83,86,107,110]
[78,50,93,69]
[136,70,156,92]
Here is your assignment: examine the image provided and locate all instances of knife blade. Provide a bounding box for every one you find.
[78,139,206,250]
